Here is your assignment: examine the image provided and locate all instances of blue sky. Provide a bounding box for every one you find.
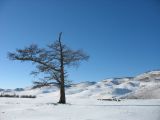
[0,0,160,89]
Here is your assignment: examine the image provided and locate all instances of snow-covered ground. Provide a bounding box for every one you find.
[0,96,160,120]
[1,70,160,120]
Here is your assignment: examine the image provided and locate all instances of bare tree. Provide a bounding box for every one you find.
[8,32,89,104]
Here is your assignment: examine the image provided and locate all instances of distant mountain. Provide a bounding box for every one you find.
[14,88,24,91]
[1,70,160,99]
[0,88,4,92]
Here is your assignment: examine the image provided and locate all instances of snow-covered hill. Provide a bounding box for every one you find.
[1,70,160,120]
[1,70,160,99]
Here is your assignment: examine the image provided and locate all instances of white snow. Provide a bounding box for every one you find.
[0,96,160,120]
[1,70,160,99]
[1,70,160,120]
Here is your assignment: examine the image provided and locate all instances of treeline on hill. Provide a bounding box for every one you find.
[0,94,36,98]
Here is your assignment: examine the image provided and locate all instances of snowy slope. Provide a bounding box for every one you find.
[1,71,160,120]
[124,70,160,99]
[1,70,160,99]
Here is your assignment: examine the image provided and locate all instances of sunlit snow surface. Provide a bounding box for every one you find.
[0,97,160,120]
[1,70,160,120]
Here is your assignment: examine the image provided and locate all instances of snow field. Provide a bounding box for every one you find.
[0,97,160,120]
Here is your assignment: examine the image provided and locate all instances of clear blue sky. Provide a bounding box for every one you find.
[0,0,160,89]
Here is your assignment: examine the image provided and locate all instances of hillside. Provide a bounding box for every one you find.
[1,70,160,99]
[1,70,160,120]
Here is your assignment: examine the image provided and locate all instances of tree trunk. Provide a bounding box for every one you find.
[58,32,66,104]
[58,77,66,104]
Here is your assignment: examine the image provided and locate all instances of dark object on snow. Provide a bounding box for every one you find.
[97,98,121,102]
[20,95,36,98]
[0,94,36,98]
[0,94,19,98]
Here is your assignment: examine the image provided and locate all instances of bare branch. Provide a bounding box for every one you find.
[8,33,89,104]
